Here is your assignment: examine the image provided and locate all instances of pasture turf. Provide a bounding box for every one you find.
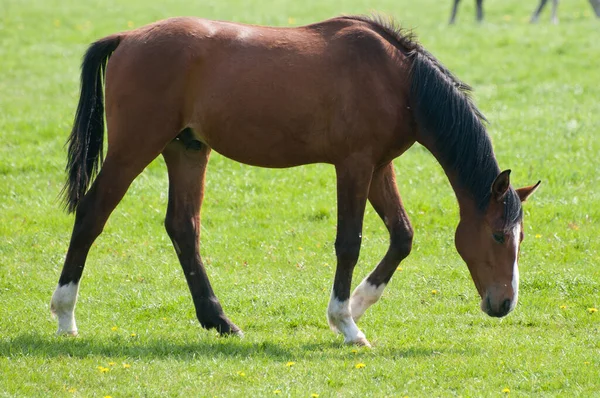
[1,0,599,396]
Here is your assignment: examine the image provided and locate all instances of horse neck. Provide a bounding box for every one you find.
[417,127,501,218]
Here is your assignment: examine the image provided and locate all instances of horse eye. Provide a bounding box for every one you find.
[492,232,505,244]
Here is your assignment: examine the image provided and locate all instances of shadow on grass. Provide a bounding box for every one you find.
[2,333,483,361]
[1,333,293,360]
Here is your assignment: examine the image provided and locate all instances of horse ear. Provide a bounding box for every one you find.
[491,170,511,202]
[515,180,541,202]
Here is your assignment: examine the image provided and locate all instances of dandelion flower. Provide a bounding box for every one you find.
[130,333,137,337]
[431,290,439,295]
[273,390,282,394]
[584,361,590,365]
[122,363,131,369]
[355,363,366,369]
[351,349,358,354]
[397,266,402,271]
[502,387,510,393]
[68,387,76,393]
[108,362,116,366]
[535,234,542,238]
[237,371,246,377]
[111,326,118,331]
[285,361,295,367]
[560,305,567,309]
[588,308,598,313]
[311,394,319,398]
[97,366,109,373]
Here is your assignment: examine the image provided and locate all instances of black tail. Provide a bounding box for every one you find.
[61,35,122,213]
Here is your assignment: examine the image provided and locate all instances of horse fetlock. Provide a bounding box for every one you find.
[50,283,79,336]
[350,279,386,321]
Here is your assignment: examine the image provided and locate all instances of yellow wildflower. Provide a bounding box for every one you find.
[98,366,109,373]
[274,390,282,394]
[286,361,295,367]
[311,394,319,398]
[127,21,134,28]
[397,266,403,271]
[431,290,439,295]
[111,326,118,331]
[502,387,510,393]
[355,363,366,369]
[108,362,116,366]
[351,349,358,354]
[130,333,137,337]
[535,234,542,238]
[67,387,76,393]
[584,361,590,365]
[560,305,567,309]
[237,371,246,377]
[123,363,131,368]
[588,308,598,313]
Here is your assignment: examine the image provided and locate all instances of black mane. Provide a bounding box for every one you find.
[342,15,522,226]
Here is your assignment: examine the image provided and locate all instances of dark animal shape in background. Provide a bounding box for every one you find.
[51,16,540,347]
[450,0,600,24]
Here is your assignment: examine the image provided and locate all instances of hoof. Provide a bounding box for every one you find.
[347,337,371,348]
[56,329,78,337]
[220,328,244,338]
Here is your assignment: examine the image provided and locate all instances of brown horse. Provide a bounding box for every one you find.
[50,15,540,347]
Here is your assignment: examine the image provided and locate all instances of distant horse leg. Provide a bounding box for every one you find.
[327,157,373,346]
[162,135,241,336]
[350,163,413,322]
[531,0,549,22]
[476,0,484,22]
[50,153,157,335]
[590,0,600,17]
[449,0,461,24]
[551,0,559,24]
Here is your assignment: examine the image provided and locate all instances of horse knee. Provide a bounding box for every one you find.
[335,235,362,265]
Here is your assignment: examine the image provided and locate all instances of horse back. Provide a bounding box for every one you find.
[104,17,415,167]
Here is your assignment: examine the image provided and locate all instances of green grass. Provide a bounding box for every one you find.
[1,0,599,396]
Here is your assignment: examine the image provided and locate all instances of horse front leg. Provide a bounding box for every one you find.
[350,162,413,322]
[327,157,373,346]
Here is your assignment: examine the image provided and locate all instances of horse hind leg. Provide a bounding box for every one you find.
[350,162,413,322]
[476,0,484,22]
[51,150,160,335]
[531,0,549,23]
[51,106,177,335]
[449,0,461,24]
[162,131,241,336]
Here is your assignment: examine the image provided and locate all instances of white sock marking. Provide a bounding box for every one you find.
[350,278,386,321]
[510,224,521,311]
[50,282,79,336]
[327,291,368,345]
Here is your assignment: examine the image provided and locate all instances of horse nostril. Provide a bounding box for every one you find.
[500,298,511,315]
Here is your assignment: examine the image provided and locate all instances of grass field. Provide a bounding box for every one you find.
[1,0,599,396]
